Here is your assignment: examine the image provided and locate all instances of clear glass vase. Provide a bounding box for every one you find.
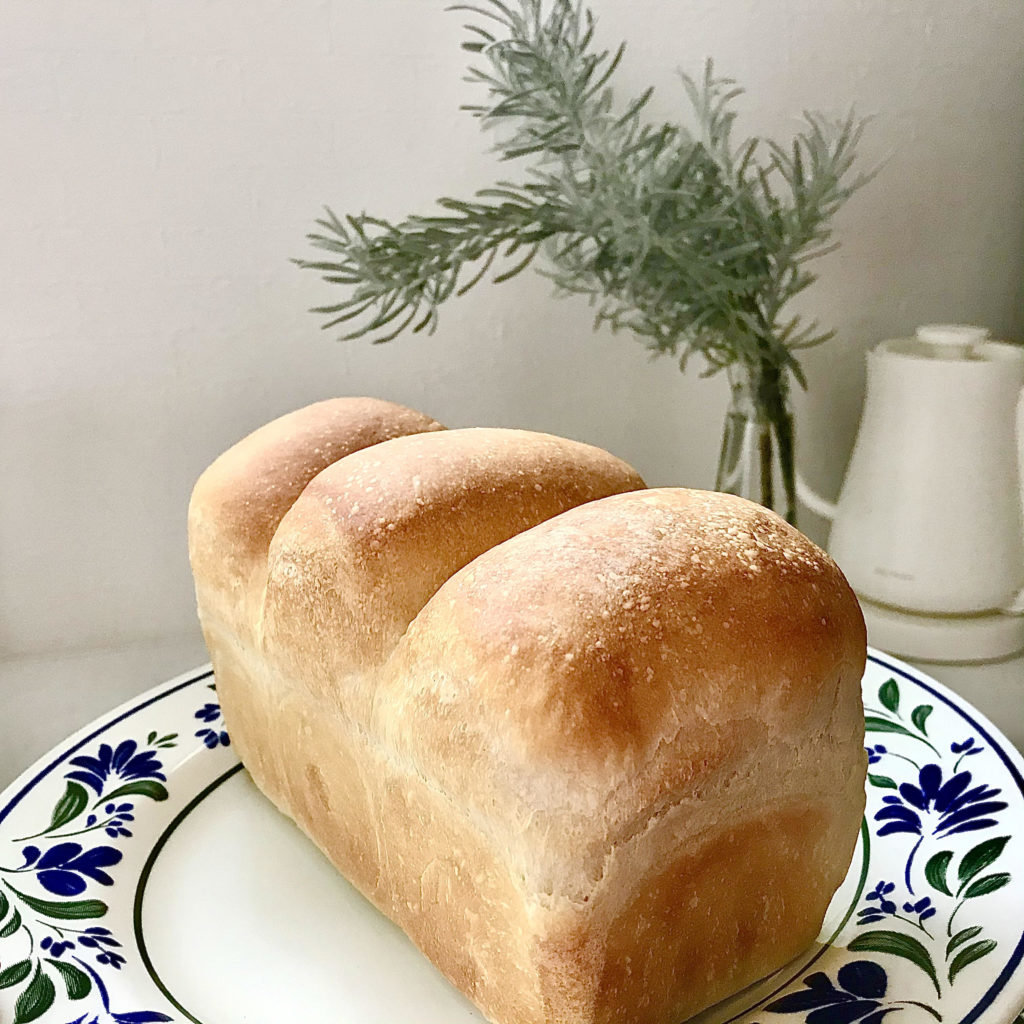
[715,361,798,526]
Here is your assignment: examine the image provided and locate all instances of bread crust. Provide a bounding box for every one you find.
[188,396,444,633]
[188,399,866,1024]
[261,426,646,719]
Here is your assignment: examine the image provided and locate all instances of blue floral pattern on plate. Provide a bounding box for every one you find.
[0,655,1021,1024]
[0,675,227,1023]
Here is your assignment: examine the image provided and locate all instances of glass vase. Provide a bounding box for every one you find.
[715,361,798,526]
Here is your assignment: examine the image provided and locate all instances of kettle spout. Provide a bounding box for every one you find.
[796,472,838,521]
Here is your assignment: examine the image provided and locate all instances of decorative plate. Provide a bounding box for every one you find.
[0,651,1021,1024]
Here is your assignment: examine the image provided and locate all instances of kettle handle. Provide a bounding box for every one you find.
[1003,385,1024,615]
[796,471,838,521]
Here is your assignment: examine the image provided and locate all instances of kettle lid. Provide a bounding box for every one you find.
[914,324,990,358]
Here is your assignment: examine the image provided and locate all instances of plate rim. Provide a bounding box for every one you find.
[1,651,1021,1024]
[862,650,1024,1024]
[0,665,215,834]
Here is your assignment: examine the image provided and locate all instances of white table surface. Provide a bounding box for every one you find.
[0,636,1021,792]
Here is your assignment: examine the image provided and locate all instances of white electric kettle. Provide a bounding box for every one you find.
[798,324,1024,662]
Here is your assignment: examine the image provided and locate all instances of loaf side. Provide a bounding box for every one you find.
[374,488,867,1021]
[189,403,867,1024]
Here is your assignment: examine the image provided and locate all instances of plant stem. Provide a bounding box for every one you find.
[758,423,774,511]
[35,918,64,939]
[76,956,111,1012]
[14,824,66,843]
[947,899,966,938]
[723,352,797,525]
[754,352,796,525]
[900,1000,943,1022]
[906,835,924,895]
[893,912,934,941]
[46,820,114,840]
[884,751,923,772]
[774,398,797,525]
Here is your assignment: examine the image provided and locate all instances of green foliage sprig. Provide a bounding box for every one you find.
[300,0,873,388]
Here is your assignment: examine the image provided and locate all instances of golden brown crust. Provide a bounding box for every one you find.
[584,805,846,1024]
[260,426,646,719]
[378,489,865,899]
[187,396,444,633]
[188,399,867,1024]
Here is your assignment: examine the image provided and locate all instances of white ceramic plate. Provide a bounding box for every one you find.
[0,651,1021,1024]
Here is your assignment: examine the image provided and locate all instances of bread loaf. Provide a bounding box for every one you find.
[188,397,867,1024]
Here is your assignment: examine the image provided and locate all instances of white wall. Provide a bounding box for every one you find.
[2,0,1022,659]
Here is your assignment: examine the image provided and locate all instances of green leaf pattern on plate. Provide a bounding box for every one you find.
[839,679,1007,1007]
[847,928,941,995]
[46,782,89,834]
[925,850,954,896]
[911,704,934,737]
[0,682,223,1022]
[770,673,1017,1022]
[46,958,90,1000]
[14,964,55,1024]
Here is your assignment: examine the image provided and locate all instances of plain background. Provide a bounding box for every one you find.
[2,0,1023,661]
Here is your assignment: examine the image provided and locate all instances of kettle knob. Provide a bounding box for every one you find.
[916,324,990,358]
